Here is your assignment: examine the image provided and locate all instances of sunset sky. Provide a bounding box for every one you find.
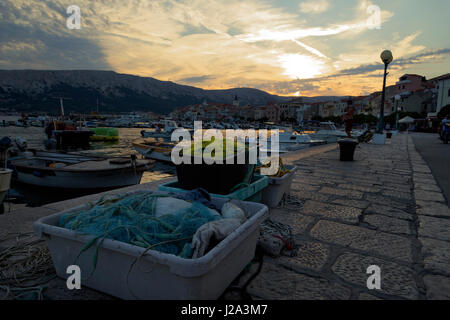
[1,0,449,97]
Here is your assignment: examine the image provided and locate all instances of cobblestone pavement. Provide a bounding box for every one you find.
[245,133,450,300]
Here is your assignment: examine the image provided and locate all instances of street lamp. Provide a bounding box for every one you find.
[394,94,401,130]
[377,50,393,134]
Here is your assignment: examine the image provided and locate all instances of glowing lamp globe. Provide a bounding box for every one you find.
[380,50,393,65]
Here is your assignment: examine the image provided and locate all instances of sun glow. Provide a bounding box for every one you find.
[278,54,325,79]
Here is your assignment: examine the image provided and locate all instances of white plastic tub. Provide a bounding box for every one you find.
[0,169,12,204]
[261,166,297,208]
[33,190,269,300]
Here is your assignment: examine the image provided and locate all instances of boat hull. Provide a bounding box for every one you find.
[13,167,145,189]
[89,128,119,142]
[133,142,173,163]
[89,135,119,142]
[10,151,153,190]
[309,134,341,143]
[141,130,171,139]
[309,130,363,144]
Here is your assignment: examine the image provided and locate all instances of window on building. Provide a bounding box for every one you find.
[448,89,450,97]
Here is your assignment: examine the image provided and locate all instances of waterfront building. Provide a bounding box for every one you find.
[428,73,450,115]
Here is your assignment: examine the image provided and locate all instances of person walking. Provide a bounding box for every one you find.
[440,114,450,139]
[343,100,355,138]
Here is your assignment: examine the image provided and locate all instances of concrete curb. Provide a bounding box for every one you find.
[407,133,450,299]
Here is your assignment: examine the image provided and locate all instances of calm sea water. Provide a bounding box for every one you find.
[0,126,175,208]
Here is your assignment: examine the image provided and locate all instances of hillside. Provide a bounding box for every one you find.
[0,70,290,114]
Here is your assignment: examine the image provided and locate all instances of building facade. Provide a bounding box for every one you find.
[429,74,450,115]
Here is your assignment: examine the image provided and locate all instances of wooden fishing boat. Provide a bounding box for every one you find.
[52,129,94,149]
[9,150,154,190]
[132,141,175,163]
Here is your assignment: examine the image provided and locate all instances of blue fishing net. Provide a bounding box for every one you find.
[59,192,221,259]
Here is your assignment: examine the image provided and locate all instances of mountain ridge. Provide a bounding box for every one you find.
[0,70,347,114]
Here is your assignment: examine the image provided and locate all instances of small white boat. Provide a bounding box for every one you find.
[308,122,363,143]
[10,151,154,191]
[141,120,179,138]
[15,119,28,127]
[132,141,174,163]
[279,132,326,145]
[268,127,326,151]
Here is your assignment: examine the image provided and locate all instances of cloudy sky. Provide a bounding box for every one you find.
[1,0,449,96]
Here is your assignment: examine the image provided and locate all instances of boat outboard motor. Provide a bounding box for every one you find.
[14,137,28,151]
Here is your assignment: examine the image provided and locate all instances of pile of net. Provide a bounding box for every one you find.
[59,191,245,260]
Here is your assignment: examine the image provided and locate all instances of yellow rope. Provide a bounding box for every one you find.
[0,233,56,300]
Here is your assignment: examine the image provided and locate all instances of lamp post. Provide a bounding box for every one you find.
[377,50,393,134]
[394,94,401,130]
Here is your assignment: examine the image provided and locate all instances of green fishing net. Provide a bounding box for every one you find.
[59,192,221,259]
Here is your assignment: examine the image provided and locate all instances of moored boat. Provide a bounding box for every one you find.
[89,127,119,142]
[141,120,180,139]
[132,141,175,163]
[266,128,326,152]
[306,122,363,143]
[9,151,154,191]
[45,120,95,150]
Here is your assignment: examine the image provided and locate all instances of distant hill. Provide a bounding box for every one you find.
[0,70,291,114]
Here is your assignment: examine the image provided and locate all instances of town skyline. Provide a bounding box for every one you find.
[1,1,449,97]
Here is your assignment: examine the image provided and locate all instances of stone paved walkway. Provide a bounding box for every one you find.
[245,133,450,300]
